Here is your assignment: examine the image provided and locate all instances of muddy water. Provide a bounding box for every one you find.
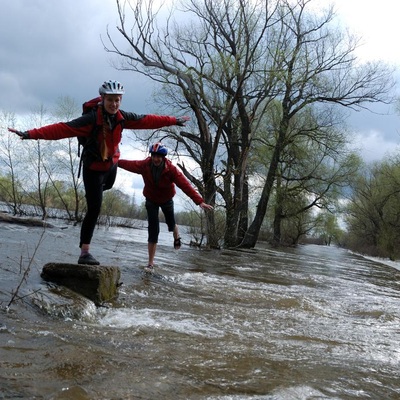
[1,222,400,399]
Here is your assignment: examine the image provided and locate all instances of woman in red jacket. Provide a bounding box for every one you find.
[8,80,189,266]
[119,142,213,272]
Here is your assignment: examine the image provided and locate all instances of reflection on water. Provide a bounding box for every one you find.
[1,223,400,399]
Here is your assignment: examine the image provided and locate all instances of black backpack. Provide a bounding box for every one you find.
[77,96,102,177]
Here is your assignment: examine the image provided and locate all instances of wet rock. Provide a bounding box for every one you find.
[41,263,121,306]
[31,285,98,321]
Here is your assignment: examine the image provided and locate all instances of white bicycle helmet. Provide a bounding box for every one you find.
[99,80,125,95]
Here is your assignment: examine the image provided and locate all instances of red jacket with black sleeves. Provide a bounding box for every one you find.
[118,157,204,205]
[27,107,179,171]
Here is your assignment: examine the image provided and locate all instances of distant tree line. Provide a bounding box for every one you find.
[0,156,215,236]
[344,155,400,261]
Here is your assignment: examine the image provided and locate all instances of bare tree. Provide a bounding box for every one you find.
[239,0,394,247]
[252,103,362,245]
[50,96,85,222]
[0,111,24,215]
[105,0,281,247]
[22,105,55,219]
[104,0,394,248]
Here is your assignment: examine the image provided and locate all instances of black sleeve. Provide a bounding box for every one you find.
[65,111,97,129]
[119,110,147,121]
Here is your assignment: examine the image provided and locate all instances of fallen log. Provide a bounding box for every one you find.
[0,212,55,228]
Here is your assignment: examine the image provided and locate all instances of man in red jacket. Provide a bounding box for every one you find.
[119,142,213,272]
[8,80,189,266]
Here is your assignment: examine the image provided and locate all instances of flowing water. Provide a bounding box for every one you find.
[1,221,400,399]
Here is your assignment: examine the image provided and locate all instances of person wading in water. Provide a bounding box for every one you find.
[118,142,213,272]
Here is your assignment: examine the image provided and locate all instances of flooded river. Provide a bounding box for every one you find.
[1,221,400,399]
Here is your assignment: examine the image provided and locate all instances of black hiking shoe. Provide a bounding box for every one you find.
[174,237,181,250]
[78,253,100,265]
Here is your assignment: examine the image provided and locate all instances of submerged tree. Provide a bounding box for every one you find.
[105,0,394,248]
[239,0,394,247]
[105,0,283,248]
[252,102,361,245]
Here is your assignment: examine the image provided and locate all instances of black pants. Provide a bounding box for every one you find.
[145,199,175,243]
[80,164,117,246]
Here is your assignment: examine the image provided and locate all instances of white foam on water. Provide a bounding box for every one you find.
[231,265,258,272]
[98,307,225,338]
[269,385,342,399]
[205,385,337,399]
[206,396,273,399]
[172,270,268,292]
[172,271,220,284]
[362,254,400,272]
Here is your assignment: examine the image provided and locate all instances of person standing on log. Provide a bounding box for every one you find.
[8,80,189,266]
[118,142,213,272]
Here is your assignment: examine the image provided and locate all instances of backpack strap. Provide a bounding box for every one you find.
[77,99,103,177]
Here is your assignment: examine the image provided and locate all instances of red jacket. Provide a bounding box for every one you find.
[27,107,178,171]
[118,157,204,205]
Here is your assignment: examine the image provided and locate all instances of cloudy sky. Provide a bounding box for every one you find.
[1,0,400,203]
[324,0,400,162]
[0,0,156,114]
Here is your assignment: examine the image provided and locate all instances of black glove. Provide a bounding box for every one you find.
[175,116,189,126]
[8,128,30,139]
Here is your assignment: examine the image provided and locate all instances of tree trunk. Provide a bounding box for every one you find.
[203,166,219,248]
[239,121,288,248]
[237,176,249,244]
[272,175,283,245]
[273,205,282,246]
[223,167,237,247]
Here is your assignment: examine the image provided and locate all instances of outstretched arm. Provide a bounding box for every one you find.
[8,128,30,139]
[123,113,190,130]
[9,114,96,141]
[171,164,213,208]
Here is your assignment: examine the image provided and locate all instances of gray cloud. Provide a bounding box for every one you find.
[0,0,155,115]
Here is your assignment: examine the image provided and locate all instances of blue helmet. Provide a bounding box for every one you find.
[149,142,168,156]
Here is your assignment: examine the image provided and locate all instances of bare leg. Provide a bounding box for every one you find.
[173,225,179,240]
[148,242,157,266]
[81,243,90,255]
[173,225,181,249]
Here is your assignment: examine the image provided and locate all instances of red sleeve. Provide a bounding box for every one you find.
[28,123,92,140]
[170,163,204,205]
[123,115,177,130]
[27,115,94,140]
[118,159,147,174]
